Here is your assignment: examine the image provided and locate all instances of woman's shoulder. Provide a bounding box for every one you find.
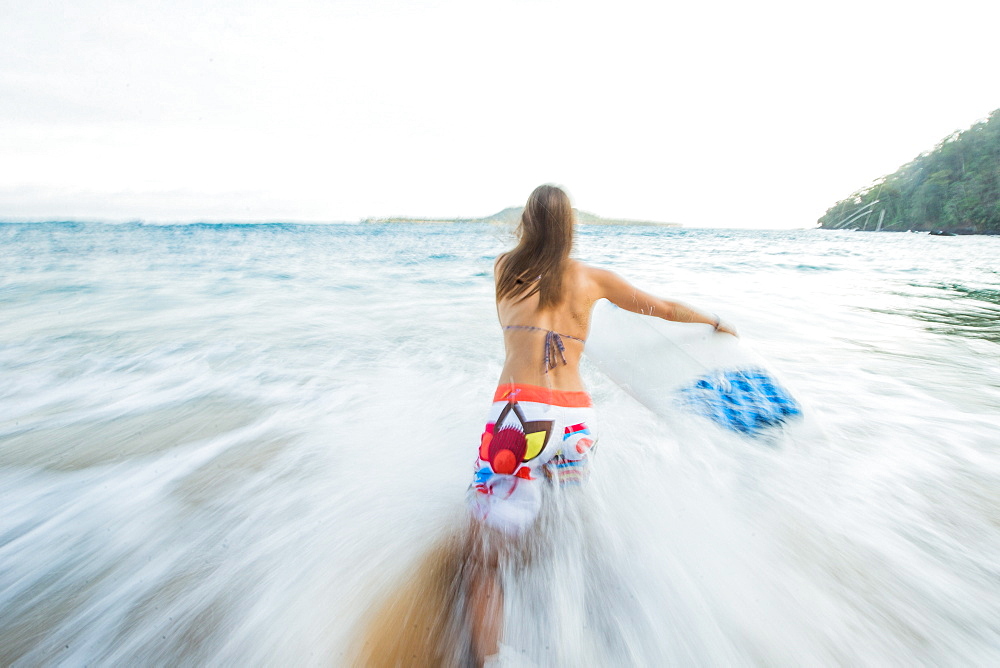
[564,259,606,297]
[494,252,510,274]
[566,259,613,283]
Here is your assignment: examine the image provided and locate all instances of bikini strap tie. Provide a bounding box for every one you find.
[504,325,585,373]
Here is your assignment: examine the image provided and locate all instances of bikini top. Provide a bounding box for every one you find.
[503,325,585,372]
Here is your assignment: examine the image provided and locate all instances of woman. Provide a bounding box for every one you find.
[467,184,736,664]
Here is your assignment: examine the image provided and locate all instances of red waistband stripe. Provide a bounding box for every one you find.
[493,383,592,408]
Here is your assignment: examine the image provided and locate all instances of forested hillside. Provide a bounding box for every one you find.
[819,109,1000,233]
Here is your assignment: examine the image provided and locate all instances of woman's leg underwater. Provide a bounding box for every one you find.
[467,521,504,665]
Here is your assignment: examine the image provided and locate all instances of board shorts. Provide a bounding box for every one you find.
[468,383,597,535]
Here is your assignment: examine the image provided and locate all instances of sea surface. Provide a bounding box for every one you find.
[1,222,999,666]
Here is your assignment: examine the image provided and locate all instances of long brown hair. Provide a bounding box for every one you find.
[495,184,575,309]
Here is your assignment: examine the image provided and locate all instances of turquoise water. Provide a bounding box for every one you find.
[1,222,999,665]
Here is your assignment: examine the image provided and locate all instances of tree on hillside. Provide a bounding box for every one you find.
[818,109,1000,233]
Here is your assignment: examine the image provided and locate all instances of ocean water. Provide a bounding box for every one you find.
[1,222,998,666]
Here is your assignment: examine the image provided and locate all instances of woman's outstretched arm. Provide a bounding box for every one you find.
[587,266,738,336]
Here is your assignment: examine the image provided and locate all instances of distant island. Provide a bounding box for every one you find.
[818,108,1000,234]
[362,207,680,227]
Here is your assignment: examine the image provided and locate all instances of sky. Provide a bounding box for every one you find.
[1,0,998,228]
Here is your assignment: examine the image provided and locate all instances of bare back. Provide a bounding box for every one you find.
[495,259,599,390]
[495,257,729,391]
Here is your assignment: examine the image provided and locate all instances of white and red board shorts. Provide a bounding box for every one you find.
[468,383,597,535]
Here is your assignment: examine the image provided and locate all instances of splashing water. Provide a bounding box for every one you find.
[1,222,999,665]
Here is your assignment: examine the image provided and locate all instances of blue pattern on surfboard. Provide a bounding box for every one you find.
[679,368,801,436]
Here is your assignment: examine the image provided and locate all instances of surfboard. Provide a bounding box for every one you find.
[585,299,800,437]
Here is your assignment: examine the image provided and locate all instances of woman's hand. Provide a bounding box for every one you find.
[714,319,739,337]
